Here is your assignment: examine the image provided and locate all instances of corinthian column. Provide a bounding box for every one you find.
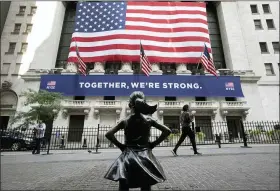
[150,63,162,75]
[118,62,133,75]
[61,62,77,75]
[176,63,191,75]
[90,62,105,75]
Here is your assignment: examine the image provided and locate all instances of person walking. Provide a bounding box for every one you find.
[171,104,201,156]
[32,120,46,154]
[104,91,171,191]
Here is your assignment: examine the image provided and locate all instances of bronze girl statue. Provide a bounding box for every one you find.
[104,91,171,191]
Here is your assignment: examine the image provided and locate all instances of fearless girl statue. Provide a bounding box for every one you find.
[104,91,171,191]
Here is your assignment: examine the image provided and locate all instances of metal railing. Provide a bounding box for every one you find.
[1,121,279,151]
[62,100,91,107]
[220,101,249,109]
[95,100,121,108]
[158,101,184,108]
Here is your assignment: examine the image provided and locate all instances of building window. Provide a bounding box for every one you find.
[195,97,207,101]
[74,96,85,100]
[17,6,26,15]
[259,42,269,53]
[264,63,275,75]
[250,5,258,14]
[12,24,21,34]
[272,42,279,54]
[24,24,33,33]
[1,63,11,75]
[266,19,275,29]
[12,63,22,76]
[254,20,263,30]
[29,6,37,15]
[6,42,16,54]
[225,97,236,101]
[104,96,115,100]
[165,97,176,101]
[19,43,28,53]
[262,4,271,13]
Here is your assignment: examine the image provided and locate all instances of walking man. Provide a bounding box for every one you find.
[172,104,201,156]
[32,120,46,154]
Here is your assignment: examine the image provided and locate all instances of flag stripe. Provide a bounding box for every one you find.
[68,55,201,64]
[126,9,207,16]
[126,17,208,25]
[126,13,207,20]
[69,44,212,54]
[70,40,211,50]
[68,2,211,63]
[127,2,206,9]
[125,22,208,30]
[69,50,210,58]
[73,35,210,43]
[125,26,209,33]
[71,30,210,38]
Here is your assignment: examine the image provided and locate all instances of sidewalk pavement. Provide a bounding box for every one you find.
[1,144,279,190]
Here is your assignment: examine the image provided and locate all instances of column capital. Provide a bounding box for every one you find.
[90,62,105,74]
[150,63,162,75]
[118,62,133,74]
[61,62,77,74]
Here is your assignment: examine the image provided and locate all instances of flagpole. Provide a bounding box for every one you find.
[138,40,141,90]
[195,52,203,74]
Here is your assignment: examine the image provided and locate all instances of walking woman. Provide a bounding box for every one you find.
[104,91,171,191]
[172,104,201,156]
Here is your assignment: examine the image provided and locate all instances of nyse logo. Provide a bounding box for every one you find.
[225,82,235,91]
[46,81,56,89]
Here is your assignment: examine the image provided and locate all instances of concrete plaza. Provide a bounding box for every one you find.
[1,144,279,190]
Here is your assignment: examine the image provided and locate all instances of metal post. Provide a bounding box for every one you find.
[240,120,251,148]
[60,135,65,148]
[46,138,51,154]
[82,138,87,148]
[92,124,101,154]
[215,134,221,148]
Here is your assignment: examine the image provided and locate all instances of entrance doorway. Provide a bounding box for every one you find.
[195,116,213,140]
[68,115,85,142]
[226,116,243,140]
[163,116,180,133]
[0,116,9,130]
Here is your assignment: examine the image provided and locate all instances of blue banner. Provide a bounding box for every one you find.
[40,75,244,97]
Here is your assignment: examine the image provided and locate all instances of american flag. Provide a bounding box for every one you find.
[74,41,87,76]
[140,42,152,76]
[200,44,217,76]
[47,81,56,86]
[67,1,211,64]
[225,82,234,88]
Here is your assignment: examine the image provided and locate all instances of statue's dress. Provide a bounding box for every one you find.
[104,114,166,188]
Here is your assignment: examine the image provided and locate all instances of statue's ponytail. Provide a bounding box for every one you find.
[128,91,157,115]
[134,98,157,115]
